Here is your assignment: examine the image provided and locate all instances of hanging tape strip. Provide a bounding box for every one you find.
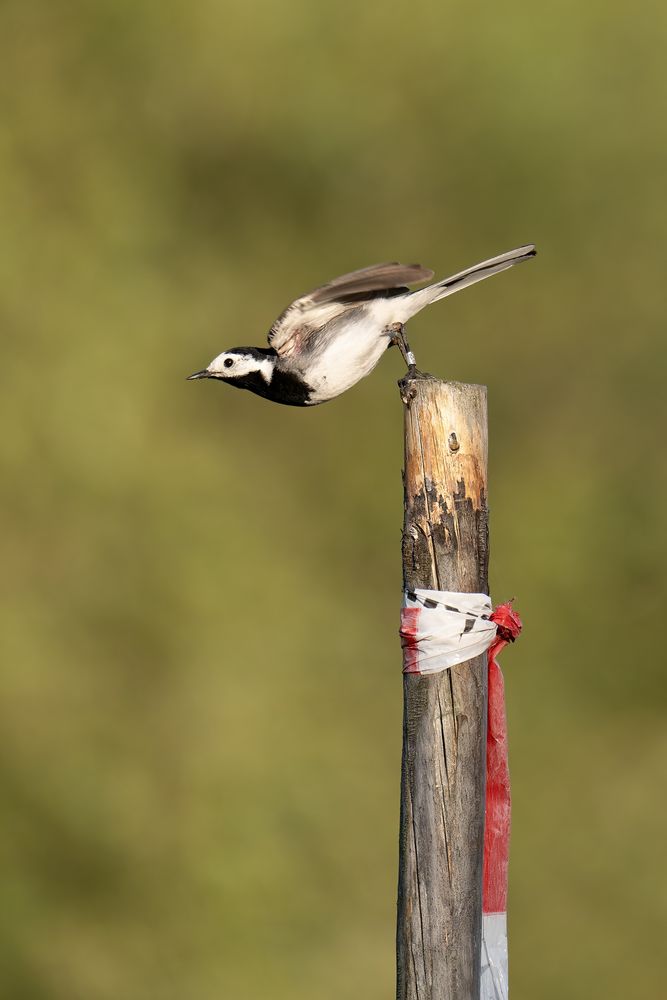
[482,600,521,1000]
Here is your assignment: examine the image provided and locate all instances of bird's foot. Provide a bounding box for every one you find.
[398,367,420,405]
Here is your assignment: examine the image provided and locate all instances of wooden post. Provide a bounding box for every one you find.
[397,372,489,1000]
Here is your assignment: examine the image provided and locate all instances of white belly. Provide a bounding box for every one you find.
[305,314,393,404]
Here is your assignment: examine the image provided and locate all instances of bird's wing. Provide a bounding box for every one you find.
[267,262,433,358]
[305,262,435,304]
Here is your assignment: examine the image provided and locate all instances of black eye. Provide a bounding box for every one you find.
[224,358,234,369]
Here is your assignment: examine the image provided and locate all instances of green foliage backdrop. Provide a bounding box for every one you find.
[1,2,665,997]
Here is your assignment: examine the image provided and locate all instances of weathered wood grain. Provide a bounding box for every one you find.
[397,372,489,1000]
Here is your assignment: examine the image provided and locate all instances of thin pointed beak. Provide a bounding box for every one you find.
[187,369,211,380]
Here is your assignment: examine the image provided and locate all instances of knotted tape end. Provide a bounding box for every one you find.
[489,600,522,644]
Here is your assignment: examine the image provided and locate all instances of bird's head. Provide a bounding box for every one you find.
[188,348,276,389]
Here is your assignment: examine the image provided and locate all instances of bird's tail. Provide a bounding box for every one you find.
[399,244,536,321]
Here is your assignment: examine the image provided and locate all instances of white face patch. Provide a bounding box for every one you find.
[208,351,274,384]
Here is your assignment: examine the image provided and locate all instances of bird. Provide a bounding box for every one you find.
[187,244,536,406]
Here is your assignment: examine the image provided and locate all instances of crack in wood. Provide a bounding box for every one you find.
[411,798,428,988]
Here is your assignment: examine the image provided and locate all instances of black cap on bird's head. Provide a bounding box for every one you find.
[186,347,286,406]
[187,347,276,383]
[187,345,314,406]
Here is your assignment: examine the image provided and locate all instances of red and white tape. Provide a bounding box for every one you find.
[399,590,522,1000]
[400,589,497,675]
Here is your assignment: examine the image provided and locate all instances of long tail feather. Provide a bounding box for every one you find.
[402,244,536,319]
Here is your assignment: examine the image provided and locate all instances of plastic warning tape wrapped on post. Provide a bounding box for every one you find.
[399,588,522,1000]
[400,589,498,674]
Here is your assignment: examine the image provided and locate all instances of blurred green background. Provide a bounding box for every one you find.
[1,1,666,997]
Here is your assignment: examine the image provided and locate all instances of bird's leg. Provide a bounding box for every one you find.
[389,322,417,373]
[390,322,422,404]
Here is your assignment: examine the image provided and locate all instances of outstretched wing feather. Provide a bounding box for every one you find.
[268,262,433,356]
[308,262,434,303]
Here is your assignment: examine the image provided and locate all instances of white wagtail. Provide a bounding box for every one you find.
[188,244,536,406]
